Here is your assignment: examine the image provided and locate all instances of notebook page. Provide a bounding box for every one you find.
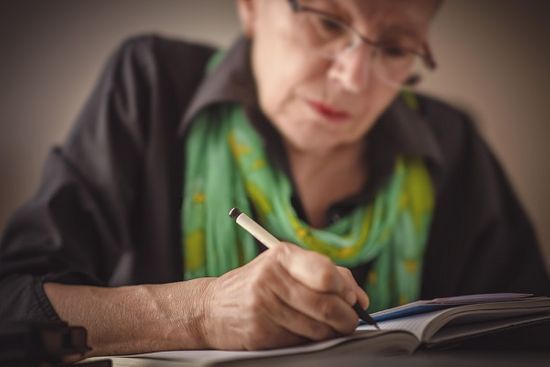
[430,293,533,305]
[358,309,449,341]
[430,313,550,344]
[124,331,385,366]
[360,298,550,342]
[370,293,537,322]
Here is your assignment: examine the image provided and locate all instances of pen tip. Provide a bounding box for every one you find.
[228,207,242,220]
[353,303,379,329]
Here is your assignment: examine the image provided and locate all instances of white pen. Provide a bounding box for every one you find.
[229,208,280,249]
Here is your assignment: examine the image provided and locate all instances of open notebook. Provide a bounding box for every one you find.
[87,293,550,366]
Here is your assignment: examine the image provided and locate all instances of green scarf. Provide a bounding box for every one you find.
[181,62,434,313]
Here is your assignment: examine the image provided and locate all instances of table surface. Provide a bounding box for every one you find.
[221,352,550,367]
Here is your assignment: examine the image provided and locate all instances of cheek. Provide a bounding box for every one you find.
[252,36,324,121]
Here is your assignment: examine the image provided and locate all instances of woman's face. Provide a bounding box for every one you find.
[239,0,438,154]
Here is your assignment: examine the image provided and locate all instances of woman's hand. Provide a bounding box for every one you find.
[200,242,369,350]
[44,243,369,355]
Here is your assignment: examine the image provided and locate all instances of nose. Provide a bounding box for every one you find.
[327,45,372,94]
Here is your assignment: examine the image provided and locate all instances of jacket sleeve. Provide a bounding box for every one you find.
[420,100,550,298]
[0,35,211,322]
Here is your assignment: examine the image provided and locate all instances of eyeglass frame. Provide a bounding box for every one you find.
[287,0,437,86]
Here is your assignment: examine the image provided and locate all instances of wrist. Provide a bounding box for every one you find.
[196,277,216,349]
[142,278,216,350]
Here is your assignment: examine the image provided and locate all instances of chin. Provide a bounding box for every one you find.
[288,132,355,153]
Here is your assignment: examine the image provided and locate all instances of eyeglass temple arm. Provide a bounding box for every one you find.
[423,44,437,70]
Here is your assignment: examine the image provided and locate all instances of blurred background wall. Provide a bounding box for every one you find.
[1,0,549,269]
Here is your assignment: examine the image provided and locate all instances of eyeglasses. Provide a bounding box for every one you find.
[287,0,437,88]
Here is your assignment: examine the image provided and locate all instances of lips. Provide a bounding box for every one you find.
[306,99,351,122]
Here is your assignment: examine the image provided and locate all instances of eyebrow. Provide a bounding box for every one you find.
[357,8,428,43]
[301,0,352,23]
[302,0,427,43]
[381,24,423,40]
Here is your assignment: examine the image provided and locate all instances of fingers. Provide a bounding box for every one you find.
[240,312,310,350]
[274,243,353,303]
[273,243,370,310]
[268,260,358,336]
[252,325,309,350]
[264,289,338,342]
[336,266,370,310]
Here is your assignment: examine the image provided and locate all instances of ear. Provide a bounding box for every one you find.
[236,0,256,38]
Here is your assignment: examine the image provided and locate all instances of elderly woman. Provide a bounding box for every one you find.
[1,0,548,357]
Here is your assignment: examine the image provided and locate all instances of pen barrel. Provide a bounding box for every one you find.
[236,214,280,249]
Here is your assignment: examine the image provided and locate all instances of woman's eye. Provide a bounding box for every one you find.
[318,16,345,35]
[381,46,409,58]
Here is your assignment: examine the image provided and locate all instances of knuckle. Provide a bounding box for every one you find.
[318,298,336,321]
[250,265,272,288]
[248,273,263,290]
[270,243,292,263]
[270,244,284,255]
[274,242,293,255]
[249,296,264,314]
[340,267,353,279]
[317,264,337,290]
[317,253,332,267]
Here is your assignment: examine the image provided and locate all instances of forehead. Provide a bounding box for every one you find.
[303,0,437,37]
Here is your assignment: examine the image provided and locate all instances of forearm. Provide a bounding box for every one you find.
[43,278,214,357]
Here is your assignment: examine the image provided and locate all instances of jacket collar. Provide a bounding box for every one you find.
[378,96,444,167]
[179,37,256,135]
